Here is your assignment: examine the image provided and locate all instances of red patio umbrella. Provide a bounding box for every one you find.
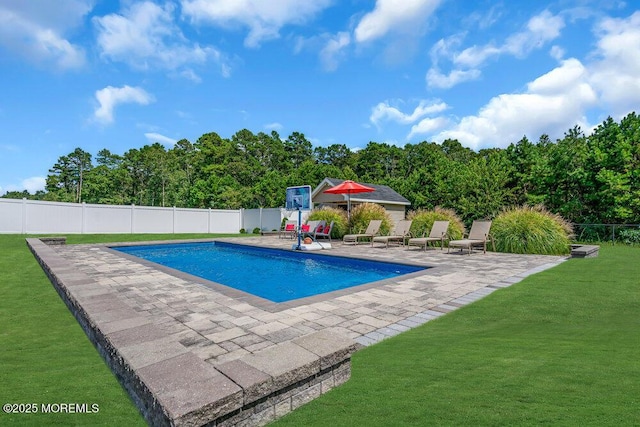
[323,180,375,221]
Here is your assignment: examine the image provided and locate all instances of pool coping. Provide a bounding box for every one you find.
[26,236,568,426]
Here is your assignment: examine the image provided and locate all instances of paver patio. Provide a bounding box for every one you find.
[28,235,566,426]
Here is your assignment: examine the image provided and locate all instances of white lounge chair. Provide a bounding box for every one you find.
[448,220,495,254]
[372,220,412,247]
[343,220,382,245]
[407,220,450,251]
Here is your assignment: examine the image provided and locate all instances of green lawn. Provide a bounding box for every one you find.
[274,244,640,426]
[0,233,227,426]
[1,235,638,426]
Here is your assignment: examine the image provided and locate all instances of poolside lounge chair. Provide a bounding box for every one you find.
[448,220,495,254]
[407,220,450,251]
[279,220,297,239]
[343,220,382,245]
[372,220,413,247]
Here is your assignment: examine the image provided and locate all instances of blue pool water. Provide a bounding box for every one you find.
[113,241,425,303]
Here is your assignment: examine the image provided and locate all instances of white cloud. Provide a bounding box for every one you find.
[23,176,46,193]
[452,44,500,69]
[0,176,46,195]
[0,0,90,69]
[428,10,565,89]
[454,10,564,68]
[144,132,177,146]
[181,0,332,48]
[370,100,448,128]
[421,10,640,151]
[94,85,154,125]
[432,58,597,150]
[465,5,503,30]
[354,0,441,43]
[589,11,640,118]
[319,32,351,71]
[408,116,450,139]
[426,68,481,89]
[178,68,202,83]
[1,0,92,32]
[94,1,227,77]
[503,10,565,57]
[264,122,283,131]
[550,45,565,60]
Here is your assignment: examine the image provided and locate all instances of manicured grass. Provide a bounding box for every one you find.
[2,235,638,426]
[274,244,640,426]
[0,233,232,426]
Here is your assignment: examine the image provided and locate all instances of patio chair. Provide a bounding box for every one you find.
[372,219,413,247]
[314,221,334,241]
[447,220,495,254]
[279,220,297,239]
[302,220,326,240]
[343,219,382,245]
[407,220,450,251]
[299,222,311,235]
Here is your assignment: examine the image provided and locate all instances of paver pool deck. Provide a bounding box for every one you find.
[28,236,567,426]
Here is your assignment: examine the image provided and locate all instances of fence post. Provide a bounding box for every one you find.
[131,204,135,234]
[173,206,176,234]
[208,208,211,233]
[21,198,27,234]
[612,225,615,245]
[81,202,86,234]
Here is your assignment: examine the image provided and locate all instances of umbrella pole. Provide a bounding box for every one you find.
[347,193,351,232]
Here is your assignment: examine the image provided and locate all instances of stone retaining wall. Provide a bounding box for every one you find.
[26,238,359,426]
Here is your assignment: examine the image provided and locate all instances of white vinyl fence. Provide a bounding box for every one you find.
[0,198,286,234]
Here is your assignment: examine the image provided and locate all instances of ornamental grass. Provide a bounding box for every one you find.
[492,205,573,255]
[407,206,465,240]
[348,203,393,236]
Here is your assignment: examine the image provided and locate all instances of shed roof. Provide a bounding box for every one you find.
[312,178,411,206]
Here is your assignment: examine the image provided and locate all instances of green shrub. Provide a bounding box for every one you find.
[239,228,246,234]
[407,207,465,240]
[348,203,393,236]
[307,206,348,239]
[492,205,573,255]
[617,227,640,245]
[252,227,261,234]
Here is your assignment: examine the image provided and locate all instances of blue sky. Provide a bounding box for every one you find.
[1,0,639,195]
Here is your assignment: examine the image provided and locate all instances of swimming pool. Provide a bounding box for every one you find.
[113,241,426,303]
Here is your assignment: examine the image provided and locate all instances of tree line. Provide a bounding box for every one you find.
[4,113,640,225]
